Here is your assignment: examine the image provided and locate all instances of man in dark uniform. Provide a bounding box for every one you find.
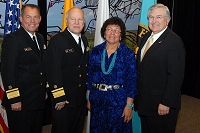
[1,4,47,133]
[46,7,89,133]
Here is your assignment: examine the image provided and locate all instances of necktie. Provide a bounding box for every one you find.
[32,36,40,50]
[78,37,84,53]
[78,37,81,46]
[141,35,154,61]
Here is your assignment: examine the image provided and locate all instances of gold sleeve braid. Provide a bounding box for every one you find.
[51,87,65,98]
[6,88,20,99]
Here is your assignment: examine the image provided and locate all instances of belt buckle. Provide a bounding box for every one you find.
[99,84,107,91]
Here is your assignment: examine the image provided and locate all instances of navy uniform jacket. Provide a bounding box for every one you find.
[137,27,185,116]
[46,28,89,107]
[1,27,47,110]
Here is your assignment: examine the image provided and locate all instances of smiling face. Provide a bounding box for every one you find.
[148,8,170,34]
[20,6,41,35]
[66,7,85,36]
[105,24,121,45]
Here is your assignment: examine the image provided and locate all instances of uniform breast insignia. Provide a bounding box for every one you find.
[86,46,90,51]
[24,47,32,51]
[65,48,74,53]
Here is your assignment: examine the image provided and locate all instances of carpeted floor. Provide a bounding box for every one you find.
[42,95,200,133]
[175,95,200,133]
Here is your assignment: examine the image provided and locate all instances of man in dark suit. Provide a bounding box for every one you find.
[46,7,89,133]
[137,4,185,133]
[1,4,47,133]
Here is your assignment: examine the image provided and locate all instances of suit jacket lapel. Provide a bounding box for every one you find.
[36,34,43,51]
[137,32,151,63]
[36,33,46,59]
[139,27,170,63]
[79,36,89,63]
[82,36,89,53]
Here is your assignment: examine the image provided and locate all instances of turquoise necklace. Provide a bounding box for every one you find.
[101,49,117,75]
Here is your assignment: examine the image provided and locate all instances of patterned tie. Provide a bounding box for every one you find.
[141,35,154,61]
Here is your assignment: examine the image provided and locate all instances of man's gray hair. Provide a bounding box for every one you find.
[148,3,171,20]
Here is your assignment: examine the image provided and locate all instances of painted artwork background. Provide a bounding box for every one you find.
[0,0,142,52]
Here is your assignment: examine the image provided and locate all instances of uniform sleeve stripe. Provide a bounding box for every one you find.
[6,89,20,99]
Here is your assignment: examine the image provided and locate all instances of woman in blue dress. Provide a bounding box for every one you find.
[87,17,138,133]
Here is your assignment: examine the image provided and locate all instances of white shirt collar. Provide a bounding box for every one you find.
[67,28,81,43]
[23,27,36,39]
[23,28,40,50]
[151,26,168,43]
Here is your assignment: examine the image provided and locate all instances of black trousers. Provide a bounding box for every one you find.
[140,112,179,133]
[51,104,86,133]
[6,109,44,133]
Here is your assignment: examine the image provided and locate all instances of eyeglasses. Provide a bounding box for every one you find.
[148,16,166,21]
[106,28,121,34]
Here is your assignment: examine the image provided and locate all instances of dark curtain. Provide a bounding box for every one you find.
[157,0,200,98]
[38,0,47,42]
[38,1,52,126]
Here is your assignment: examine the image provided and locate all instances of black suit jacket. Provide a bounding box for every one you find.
[1,27,47,110]
[137,27,185,116]
[46,28,89,107]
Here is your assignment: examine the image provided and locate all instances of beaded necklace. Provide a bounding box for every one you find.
[101,49,117,75]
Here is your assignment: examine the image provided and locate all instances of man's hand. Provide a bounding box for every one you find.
[158,103,170,115]
[11,102,22,111]
[55,100,69,110]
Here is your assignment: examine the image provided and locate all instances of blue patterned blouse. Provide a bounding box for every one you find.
[87,41,137,98]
